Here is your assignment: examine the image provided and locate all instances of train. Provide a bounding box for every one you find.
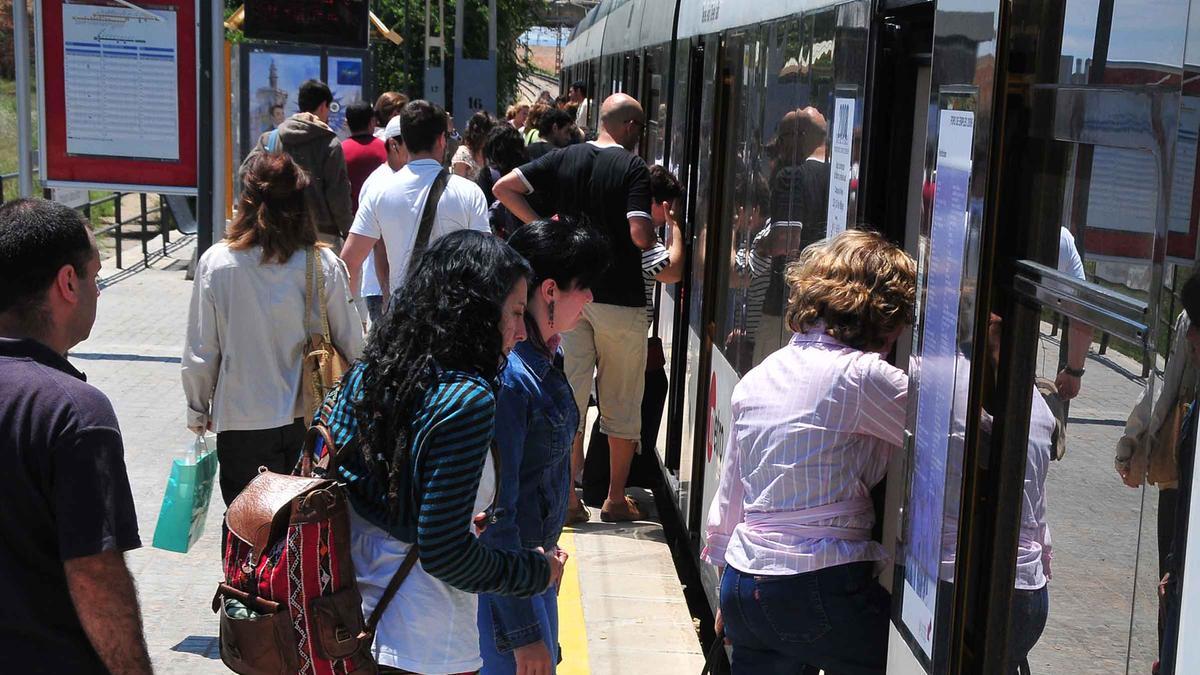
[560,0,1200,673]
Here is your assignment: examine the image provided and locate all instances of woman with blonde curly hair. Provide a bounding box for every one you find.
[703,229,916,674]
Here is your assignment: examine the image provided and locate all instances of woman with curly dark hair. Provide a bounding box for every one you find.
[317,230,567,674]
[452,110,498,178]
[703,229,916,673]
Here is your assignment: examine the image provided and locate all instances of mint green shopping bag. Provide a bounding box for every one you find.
[152,434,218,553]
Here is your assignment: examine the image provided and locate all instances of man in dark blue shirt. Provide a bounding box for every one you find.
[0,198,150,674]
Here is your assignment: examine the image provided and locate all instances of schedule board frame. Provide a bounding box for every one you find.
[35,0,199,195]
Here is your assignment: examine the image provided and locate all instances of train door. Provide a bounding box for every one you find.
[883,0,1200,670]
[659,37,705,483]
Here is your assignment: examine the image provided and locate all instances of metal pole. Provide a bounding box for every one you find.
[14,0,35,198]
[197,0,215,255]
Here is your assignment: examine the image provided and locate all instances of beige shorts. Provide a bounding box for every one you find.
[561,302,649,441]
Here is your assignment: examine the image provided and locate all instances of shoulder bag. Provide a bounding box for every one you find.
[303,249,352,423]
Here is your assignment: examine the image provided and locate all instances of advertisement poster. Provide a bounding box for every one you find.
[826,96,856,236]
[900,107,975,658]
[326,55,366,140]
[61,3,179,160]
[246,51,321,138]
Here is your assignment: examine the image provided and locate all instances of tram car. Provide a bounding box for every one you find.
[562,0,1200,672]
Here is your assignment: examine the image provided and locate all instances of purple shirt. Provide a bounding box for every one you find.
[703,327,908,575]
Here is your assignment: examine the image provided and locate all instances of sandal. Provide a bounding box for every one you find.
[566,502,590,526]
[600,496,645,523]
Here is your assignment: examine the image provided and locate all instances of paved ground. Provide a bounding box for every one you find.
[1030,328,1163,675]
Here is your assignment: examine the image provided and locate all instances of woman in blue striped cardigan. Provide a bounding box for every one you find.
[320,230,567,674]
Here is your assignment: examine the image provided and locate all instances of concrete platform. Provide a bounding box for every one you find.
[559,488,706,674]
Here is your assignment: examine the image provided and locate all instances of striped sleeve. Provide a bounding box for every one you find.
[642,243,670,279]
[415,379,551,597]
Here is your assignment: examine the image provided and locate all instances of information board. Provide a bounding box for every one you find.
[899,107,976,659]
[37,0,197,193]
[243,0,369,50]
[826,96,856,236]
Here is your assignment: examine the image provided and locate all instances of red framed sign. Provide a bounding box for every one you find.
[36,0,197,193]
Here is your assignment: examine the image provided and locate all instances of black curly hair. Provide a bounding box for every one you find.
[354,230,532,509]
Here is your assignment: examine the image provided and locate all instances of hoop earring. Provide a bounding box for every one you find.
[548,301,555,329]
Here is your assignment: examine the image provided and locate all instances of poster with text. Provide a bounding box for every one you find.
[900,107,976,659]
[39,0,197,191]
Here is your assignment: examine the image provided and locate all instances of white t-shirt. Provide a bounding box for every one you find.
[350,158,491,291]
[350,452,496,674]
[357,162,397,298]
[1058,227,1086,281]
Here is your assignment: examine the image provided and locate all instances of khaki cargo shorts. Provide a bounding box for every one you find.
[560,302,649,441]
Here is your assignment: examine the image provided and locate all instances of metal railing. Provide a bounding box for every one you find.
[1,171,178,270]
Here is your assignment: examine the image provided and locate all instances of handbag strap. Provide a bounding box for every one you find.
[363,545,421,637]
[409,169,451,273]
[304,248,315,336]
[314,248,332,342]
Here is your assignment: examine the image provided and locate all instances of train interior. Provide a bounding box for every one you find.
[561,0,1200,672]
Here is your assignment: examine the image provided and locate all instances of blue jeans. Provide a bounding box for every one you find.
[478,585,560,674]
[720,562,889,675]
[1008,586,1049,668]
[366,295,383,323]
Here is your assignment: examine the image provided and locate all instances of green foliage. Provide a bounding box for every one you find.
[222,0,543,112]
[370,0,544,112]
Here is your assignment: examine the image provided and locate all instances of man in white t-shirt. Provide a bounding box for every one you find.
[1056,226,1092,399]
[341,100,491,309]
[355,115,409,323]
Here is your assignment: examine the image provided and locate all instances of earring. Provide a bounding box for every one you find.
[548,301,555,328]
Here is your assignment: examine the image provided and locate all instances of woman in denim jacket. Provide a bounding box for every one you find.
[478,218,610,674]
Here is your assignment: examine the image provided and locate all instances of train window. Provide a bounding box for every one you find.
[712,28,762,376]
[642,44,667,167]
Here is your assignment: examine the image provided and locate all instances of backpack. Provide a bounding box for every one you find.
[1034,376,1068,461]
[213,424,419,675]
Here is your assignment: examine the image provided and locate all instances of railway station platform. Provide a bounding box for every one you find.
[78,234,706,674]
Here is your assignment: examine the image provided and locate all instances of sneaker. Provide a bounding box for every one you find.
[600,496,645,522]
[565,502,590,526]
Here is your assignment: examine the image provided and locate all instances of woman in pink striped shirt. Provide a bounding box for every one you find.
[704,229,916,674]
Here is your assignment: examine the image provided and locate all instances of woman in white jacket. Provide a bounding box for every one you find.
[182,152,365,505]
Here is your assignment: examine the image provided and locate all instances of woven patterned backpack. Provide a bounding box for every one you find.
[213,424,418,675]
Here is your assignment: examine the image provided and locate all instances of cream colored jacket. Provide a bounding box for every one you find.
[182,244,364,433]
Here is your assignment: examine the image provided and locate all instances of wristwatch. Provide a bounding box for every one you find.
[1063,365,1086,377]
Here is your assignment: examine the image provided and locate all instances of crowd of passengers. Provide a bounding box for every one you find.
[0,80,1193,675]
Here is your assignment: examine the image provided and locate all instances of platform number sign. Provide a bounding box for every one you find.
[701,0,720,23]
[468,96,484,111]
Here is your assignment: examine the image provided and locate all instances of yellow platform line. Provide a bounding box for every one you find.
[557,528,589,674]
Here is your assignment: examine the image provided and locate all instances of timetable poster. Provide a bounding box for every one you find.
[826,96,856,237]
[900,107,975,658]
[61,3,180,160]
